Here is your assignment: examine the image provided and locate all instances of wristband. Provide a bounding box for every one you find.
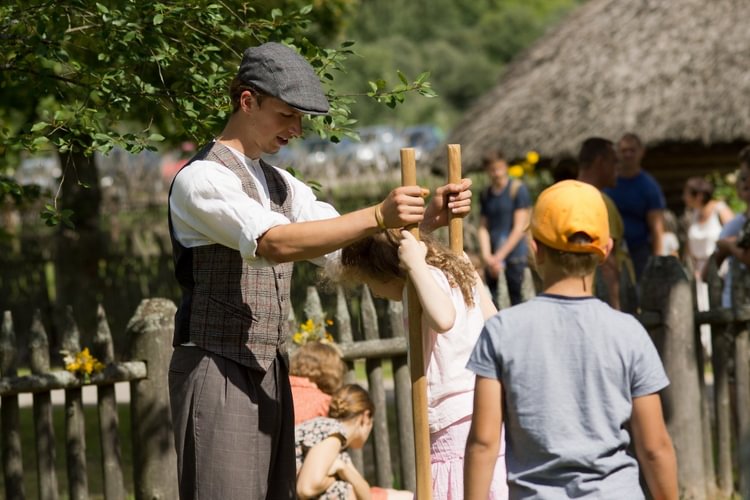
[374,203,387,229]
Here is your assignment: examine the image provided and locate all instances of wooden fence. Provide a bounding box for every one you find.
[1,255,749,499]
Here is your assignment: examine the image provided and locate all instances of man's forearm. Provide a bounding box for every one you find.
[494,228,526,262]
[257,206,379,262]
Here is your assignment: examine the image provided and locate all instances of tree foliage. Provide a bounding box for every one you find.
[338,0,583,129]
[0,0,436,210]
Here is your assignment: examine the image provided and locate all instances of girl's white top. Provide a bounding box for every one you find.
[417,266,484,433]
[687,202,727,273]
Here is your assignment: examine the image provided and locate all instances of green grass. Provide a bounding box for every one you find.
[0,402,134,500]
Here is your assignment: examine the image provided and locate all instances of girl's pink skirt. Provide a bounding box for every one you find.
[430,415,508,499]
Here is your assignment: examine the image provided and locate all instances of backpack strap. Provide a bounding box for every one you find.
[509,178,521,202]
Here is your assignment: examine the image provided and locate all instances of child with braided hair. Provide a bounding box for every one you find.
[336,229,508,499]
[295,384,412,500]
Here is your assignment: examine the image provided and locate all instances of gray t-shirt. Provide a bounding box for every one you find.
[467,294,669,499]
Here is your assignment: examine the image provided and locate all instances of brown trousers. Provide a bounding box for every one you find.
[169,346,296,499]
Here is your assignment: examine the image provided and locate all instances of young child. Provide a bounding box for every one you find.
[290,341,347,424]
[295,384,412,500]
[464,180,678,500]
[338,229,508,499]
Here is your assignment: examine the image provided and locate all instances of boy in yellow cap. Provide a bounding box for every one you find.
[464,180,678,500]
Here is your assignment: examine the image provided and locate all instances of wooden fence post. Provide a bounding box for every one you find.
[1,311,25,500]
[706,255,734,498]
[361,287,393,488]
[701,256,721,497]
[335,286,357,384]
[93,304,125,500]
[127,298,178,500]
[639,256,706,500]
[731,257,750,497]
[29,309,59,500]
[388,299,416,492]
[61,305,88,500]
[334,287,363,473]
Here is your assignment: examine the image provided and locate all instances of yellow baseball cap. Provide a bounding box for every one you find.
[530,180,610,259]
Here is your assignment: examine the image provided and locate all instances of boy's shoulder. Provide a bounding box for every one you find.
[492,295,642,330]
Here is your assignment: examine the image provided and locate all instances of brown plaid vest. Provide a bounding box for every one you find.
[168,141,294,371]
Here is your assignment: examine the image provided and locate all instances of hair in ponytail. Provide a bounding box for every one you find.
[328,384,374,420]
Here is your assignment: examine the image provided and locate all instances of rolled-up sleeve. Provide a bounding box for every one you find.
[170,160,343,268]
[279,168,341,267]
[170,161,289,263]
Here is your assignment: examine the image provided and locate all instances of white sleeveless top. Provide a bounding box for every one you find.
[687,202,727,272]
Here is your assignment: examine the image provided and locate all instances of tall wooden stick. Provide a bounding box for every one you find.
[447,144,463,254]
[400,147,433,500]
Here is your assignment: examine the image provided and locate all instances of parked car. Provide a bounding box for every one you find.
[340,125,405,172]
[402,124,444,161]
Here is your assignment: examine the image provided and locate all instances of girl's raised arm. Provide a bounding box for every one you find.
[399,230,456,333]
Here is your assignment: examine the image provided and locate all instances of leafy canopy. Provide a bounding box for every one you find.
[0,0,436,208]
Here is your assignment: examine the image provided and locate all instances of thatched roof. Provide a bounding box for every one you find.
[431,0,750,172]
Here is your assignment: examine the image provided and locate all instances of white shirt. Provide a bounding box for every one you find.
[687,202,727,272]
[418,266,485,433]
[169,144,340,268]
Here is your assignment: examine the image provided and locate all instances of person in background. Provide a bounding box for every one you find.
[295,384,413,500]
[660,210,681,258]
[605,133,666,282]
[682,177,734,357]
[577,137,635,311]
[337,229,508,499]
[167,41,473,499]
[478,149,532,307]
[709,146,750,309]
[290,341,347,424]
[683,176,734,274]
[465,180,678,500]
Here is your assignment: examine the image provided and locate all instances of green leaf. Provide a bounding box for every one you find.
[147,133,165,142]
[397,70,408,85]
[30,122,48,132]
[153,14,163,25]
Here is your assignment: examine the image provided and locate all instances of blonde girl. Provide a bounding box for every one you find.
[337,229,508,499]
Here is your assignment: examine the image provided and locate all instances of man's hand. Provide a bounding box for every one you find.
[422,178,473,233]
[379,185,429,228]
[486,256,503,279]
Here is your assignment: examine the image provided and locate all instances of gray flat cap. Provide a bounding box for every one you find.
[238,42,329,115]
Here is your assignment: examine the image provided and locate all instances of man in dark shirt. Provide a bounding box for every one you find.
[478,150,532,306]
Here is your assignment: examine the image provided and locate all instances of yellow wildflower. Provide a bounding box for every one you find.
[292,316,336,346]
[526,151,540,165]
[63,347,105,377]
[508,165,525,178]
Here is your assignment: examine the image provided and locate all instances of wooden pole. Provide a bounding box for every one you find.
[401,147,432,500]
[447,144,463,253]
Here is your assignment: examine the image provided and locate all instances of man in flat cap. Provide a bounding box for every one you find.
[167,42,471,499]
